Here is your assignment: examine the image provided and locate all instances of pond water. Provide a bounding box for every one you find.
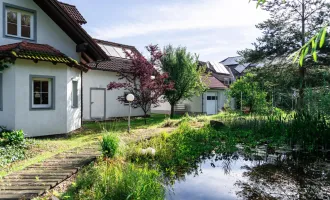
[165,147,330,200]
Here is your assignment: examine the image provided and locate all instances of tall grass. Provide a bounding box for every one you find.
[63,161,165,200]
[101,133,120,158]
[221,112,330,151]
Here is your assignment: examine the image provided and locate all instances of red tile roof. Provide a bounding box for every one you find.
[0,42,88,72]
[203,75,227,89]
[58,1,87,25]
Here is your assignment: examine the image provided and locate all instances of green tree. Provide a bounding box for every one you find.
[160,45,208,118]
[241,0,330,110]
[227,73,269,113]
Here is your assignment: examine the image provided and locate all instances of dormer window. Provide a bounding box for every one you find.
[4,5,36,40]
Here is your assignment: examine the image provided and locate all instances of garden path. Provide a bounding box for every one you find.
[0,127,175,200]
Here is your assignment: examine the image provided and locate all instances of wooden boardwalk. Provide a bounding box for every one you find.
[0,144,101,200]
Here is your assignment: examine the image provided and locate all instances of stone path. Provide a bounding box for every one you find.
[0,144,101,200]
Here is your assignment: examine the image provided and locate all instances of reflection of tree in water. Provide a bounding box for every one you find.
[236,151,330,200]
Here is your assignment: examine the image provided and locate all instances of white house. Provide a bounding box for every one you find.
[0,0,143,137]
[152,62,235,115]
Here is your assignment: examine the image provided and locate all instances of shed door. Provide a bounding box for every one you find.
[91,89,105,120]
[206,92,217,115]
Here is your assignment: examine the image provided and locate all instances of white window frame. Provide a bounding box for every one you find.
[31,78,52,109]
[4,7,35,40]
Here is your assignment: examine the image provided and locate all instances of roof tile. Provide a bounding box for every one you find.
[0,42,88,72]
[58,1,87,25]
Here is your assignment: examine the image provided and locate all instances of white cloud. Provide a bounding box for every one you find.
[91,0,268,40]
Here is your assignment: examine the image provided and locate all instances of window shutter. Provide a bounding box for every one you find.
[0,74,2,111]
[72,81,78,108]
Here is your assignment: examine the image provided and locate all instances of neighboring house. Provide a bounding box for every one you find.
[0,0,143,137]
[152,61,235,115]
[82,39,145,121]
[221,56,256,79]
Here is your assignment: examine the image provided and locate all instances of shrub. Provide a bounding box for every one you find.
[0,126,12,138]
[63,162,165,200]
[101,133,120,158]
[2,130,25,145]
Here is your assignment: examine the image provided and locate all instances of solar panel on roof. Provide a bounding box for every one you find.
[210,61,230,74]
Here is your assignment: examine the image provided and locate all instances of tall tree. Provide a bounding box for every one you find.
[160,45,208,118]
[107,45,173,124]
[240,0,330,110]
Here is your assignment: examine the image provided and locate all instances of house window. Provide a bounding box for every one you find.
[224,78,230,85]
[0,74,2,111]
[72,81,78,108]
[4,5,35,40]
[30,76,55,110]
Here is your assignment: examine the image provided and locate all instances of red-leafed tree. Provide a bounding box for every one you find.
[107,45,173,124]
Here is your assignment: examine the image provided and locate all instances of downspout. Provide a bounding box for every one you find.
[81,70,83,123]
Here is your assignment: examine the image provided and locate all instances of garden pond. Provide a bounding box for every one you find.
[165,146,330,200]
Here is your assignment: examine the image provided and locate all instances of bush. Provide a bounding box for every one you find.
[0,126,12,138]
[2,130,25,145]
[101,133,120,158]
[63,162,165,200]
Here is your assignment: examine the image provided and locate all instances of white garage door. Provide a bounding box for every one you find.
[206,92,217,115]
[91,88,105,120]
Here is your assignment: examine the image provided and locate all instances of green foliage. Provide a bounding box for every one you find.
[63,162,165,200]
[160,45,208,117]
[2,130,25,145]
[304,86,330,117]
[0,130,26,167]
[227,73,269,113]
[101,134,120,158]
[222,112,330,150]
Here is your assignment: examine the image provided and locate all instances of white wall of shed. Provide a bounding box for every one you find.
[82,70,145,121]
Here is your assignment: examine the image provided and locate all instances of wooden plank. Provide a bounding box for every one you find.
[0,186,50,190]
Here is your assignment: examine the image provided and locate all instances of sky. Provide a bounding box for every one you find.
[62,0,269,62]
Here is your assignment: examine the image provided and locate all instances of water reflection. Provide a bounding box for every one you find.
[165,149,330,200]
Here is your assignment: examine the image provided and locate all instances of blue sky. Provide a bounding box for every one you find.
[62,0,268,61]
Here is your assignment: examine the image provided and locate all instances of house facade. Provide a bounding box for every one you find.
[0,0,143,137]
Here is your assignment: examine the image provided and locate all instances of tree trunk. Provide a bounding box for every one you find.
[170,104,175,118]
[298,0,306,111]
[144,113,147,125]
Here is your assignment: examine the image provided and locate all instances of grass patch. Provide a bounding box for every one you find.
[62,160,165,200]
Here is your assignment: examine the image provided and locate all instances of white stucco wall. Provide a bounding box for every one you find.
[13,60,81,137]
[0,67,15,130]
[82,70,145,121]
[67,67,81,132]
[0,0,79,60]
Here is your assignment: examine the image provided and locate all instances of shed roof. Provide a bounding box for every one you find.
[203,75,227,89]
